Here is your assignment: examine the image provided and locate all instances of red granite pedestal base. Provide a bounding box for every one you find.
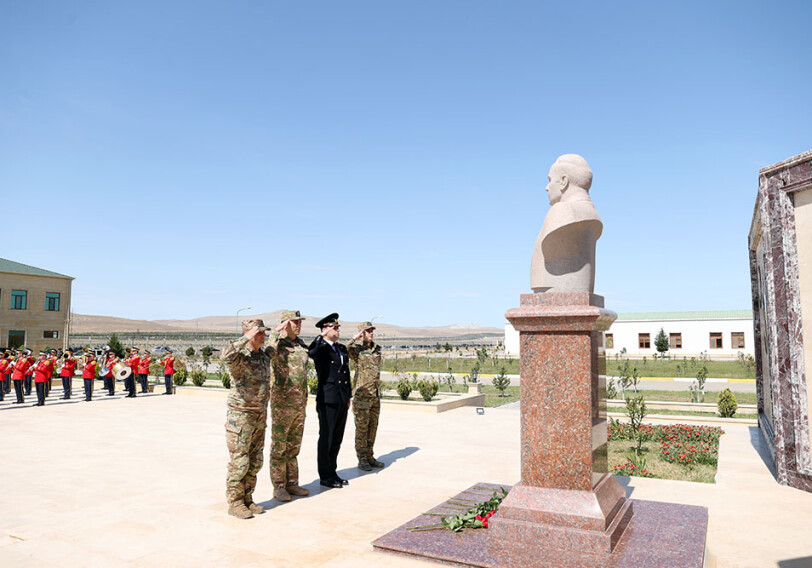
[488,475,633,567]
[371,483,708,568]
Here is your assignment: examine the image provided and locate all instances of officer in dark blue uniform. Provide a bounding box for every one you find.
[309,313,353,488]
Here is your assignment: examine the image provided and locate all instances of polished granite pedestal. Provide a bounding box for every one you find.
[374,292,708,567]
[372,483,707,567]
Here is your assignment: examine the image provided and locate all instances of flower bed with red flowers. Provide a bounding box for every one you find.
[657,424,722,466]
[609,422,723,469]
[612,458,656,477]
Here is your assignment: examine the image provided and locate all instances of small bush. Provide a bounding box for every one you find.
[307,369,318,395]
[443,372,456,392]
[396,376,413,400]
[417,378,439,402]
[190,368,207,387]
[717,388,738,418]
[606,378,618,399]
[149,362,163,378]
[173,368,188,386]
[215,364,231,389]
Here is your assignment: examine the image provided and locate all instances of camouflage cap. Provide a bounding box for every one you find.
[280,310,305,323]
[357,321,376,332]
[241,319,273,333]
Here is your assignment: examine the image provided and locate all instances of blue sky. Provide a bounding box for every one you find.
[2,1,810,327]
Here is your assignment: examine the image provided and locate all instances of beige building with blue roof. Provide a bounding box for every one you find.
[505,310,754,359]
[0,258,74,352]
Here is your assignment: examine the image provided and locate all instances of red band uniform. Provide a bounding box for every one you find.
[33,356,54,406]
[59,355,77,399]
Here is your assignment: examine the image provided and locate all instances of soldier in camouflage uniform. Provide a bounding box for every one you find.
[222,319,274,520]
[267,310,311,502]
[348,321,384,471]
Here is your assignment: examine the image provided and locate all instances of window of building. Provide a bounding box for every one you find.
[731,332,745,349]
[710,332,723,349]
[605,333,614,349]
[11,290,27,310]
[669,333,682,349]
[8,331,25,349]
[43,330,59,339]
[638,333,650,349]
[45,292,60,311]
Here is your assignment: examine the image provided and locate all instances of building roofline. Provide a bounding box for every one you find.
[615,310,752,322]
[0,257,74,280]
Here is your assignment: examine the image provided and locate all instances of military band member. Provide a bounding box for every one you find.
[48,349,58,396]
[0,352,10,401]
[13,350,34,403]
[137,351,151,393]
[2,351,11,394]
[24,350,34,395]
[161,350,175,395]
[268,310,311,502]
[59,349,77,399]
[33,351,54,406]
[125,348,139,398]
[348,322,385,471]
[101,352,117,396]
[309,313,353,489]
[222,319,274,520]
[82,353,97,401]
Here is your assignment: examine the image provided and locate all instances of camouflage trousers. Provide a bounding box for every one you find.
[353,396,380,461]
[225,408,267,505]
[270,384,307,487]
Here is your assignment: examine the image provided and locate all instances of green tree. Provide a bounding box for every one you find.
[625,395,648,459]
[476,346,488,366]
[444,343,453,352]
[201,345,213,366]
[185,347,195,357]
[108,334,125,358]
[492,366,511,397]
[654,328,669,357]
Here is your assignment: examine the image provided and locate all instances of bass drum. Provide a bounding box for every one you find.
[111,361,132,380]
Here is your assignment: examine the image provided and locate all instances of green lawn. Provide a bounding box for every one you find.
[609,389,756,405]
[381,382,519,408]
[607,405,756,420]
[382,356,519,375]
[606,358,754,380]
[381,356,756,381]
[609,440,718,483]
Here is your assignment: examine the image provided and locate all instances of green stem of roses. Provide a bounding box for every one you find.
[408,524,446,531]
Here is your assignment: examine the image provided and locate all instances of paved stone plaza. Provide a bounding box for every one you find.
[1,390,811,567]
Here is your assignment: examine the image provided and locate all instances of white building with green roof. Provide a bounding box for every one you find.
[0,258,74,352]
[504,310,754,359]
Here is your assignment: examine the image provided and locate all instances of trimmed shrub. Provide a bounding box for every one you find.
[396,376,412,400]
[417,378,439,402]
[173,368,188,385]
[717,388,738,418]
[190,368,207,387]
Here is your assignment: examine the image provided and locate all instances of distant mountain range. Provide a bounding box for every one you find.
[70,312,503,339]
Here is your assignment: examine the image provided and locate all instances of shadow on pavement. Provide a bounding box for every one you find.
[335,445,421,483]
[614,474,635,498]
[748,425,777,479]
[778,558,812,568]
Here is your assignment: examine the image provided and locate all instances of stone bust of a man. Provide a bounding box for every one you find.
[530,154,603,293]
